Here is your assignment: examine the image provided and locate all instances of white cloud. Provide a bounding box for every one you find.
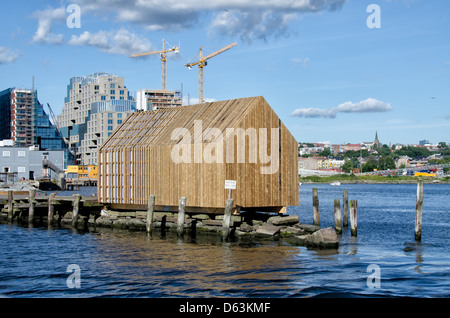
[68,29,154,56]
[292,57,310,66]
[32,7,66,44]
[0,47,20,64]
[291,98,393,118]
[72,0,347,41]
[183,96,216,105]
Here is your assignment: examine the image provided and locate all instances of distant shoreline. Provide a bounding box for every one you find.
[299,174,450,184]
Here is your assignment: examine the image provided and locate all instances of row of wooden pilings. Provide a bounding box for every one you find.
[311,181,425,241]
[5,189,84,227]
[145,195,235,239]
[312,188,358,236]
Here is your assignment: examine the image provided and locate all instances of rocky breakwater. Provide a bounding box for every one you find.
[63,209,339,249]
[236,214,340,249]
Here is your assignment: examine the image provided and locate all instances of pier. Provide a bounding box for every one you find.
[0,189,336,247]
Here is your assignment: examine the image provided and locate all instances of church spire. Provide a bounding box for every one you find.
[374,131,380,147]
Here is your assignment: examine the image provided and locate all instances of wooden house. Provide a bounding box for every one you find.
[98,96,299,213]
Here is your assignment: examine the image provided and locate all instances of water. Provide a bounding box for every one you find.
[0,184,449,298]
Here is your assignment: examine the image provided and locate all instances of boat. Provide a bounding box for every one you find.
[330,181,341,186]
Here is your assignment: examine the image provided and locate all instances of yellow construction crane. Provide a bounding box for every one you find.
[185,42,237,104]
[130,39,179,91]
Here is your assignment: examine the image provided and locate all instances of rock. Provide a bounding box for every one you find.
[305,227,339,249]
[95,216,112,227]
[256,223,280,236]
[295,224,321,233]
[280,226,304,236]
[239,222,255,233]
[191,214,211,220]
[268,215,299,226]
[252,220,263,226]
[292,235,310,245]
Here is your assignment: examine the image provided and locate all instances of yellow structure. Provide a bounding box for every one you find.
[66,165,98,180]
[414,172,436,177]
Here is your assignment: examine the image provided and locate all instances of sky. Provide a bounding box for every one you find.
[0,0,449,146]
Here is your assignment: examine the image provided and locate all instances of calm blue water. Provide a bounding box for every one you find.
[0,184,449,298]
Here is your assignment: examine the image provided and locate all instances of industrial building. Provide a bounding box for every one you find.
[0,142,65,185]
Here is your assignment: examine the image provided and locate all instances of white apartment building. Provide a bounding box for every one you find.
[57,72,136,165]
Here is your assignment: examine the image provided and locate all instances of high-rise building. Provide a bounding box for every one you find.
[136,89,182,111]
[57,72,136,165]
[0,87,66,150]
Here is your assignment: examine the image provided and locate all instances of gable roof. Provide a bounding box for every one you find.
[100,96,265,150]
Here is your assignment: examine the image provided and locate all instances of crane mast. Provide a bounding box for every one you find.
[130,39,179,91]
[185,42,237,104]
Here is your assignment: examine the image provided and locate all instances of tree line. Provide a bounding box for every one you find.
[300,142,450,173]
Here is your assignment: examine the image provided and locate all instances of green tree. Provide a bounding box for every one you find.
[378,156,396,170]
[377,144,392,156]
[318,147,331,157]
[342,157,361,173]
[342,159,353,173]
[362,156,378,172]
[394,146,431,158]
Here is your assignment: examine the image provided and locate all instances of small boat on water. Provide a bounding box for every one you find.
[330,181,341,186]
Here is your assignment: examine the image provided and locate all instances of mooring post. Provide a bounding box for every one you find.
[72,194,81,228]
[222,198,234,239]
[7,190,14,222]
[177,197,186,236]
[312,187,320,226]
[343,190,349,227]
[28,188,36,224]
[415,181,424,241]
[334,199,342,234]
[146,195,155,233]
[47,193,56,226]
[350,200,358,236]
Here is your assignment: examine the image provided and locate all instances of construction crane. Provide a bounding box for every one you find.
[185,42,237,104]
[130,39,179,91]
[47,103,66,145]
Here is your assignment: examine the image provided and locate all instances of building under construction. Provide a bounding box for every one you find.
[136,89,182,111]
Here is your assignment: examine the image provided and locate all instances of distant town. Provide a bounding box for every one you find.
[298,132,450,178]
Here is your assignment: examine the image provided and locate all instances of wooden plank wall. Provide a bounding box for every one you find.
[98,96,299,210]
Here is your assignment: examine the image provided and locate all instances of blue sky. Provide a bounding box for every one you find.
[1,0,449,146]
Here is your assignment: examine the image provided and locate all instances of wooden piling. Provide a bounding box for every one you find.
[47,193,56,226]
[28,189,36,224]
[312,187,320,226]
[146,195,155,233]
[350,200,358,236]
[7,190,13,221]
[222,198,234,239]
[177,197,186,236]
[343,190,349,227]
[334,199,342,234]
[72,194,81,228]
[415,181,424,241]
